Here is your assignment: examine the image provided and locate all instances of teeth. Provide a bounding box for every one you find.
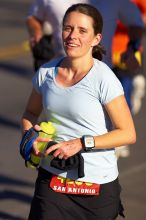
[69,44,76,47]
[66,42,77,47]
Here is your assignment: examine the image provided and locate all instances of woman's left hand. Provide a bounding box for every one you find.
[45,138,83,160]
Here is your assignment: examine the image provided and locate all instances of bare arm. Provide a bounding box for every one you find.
[21,89,53,157]
[21,88,43,134]
[94,95,136,148]
[26,16,43,47]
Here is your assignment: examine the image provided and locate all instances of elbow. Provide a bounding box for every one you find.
[129,136,136,145]
[128,130,137,145]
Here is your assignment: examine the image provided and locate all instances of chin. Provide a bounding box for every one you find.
[65,50,79,58]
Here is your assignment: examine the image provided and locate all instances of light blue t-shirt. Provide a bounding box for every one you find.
[32,57,124,184]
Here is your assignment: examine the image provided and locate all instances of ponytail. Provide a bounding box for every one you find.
[92,43,106,61]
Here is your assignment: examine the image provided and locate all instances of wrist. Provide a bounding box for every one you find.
[81,135,95,152]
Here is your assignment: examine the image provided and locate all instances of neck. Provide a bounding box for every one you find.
[56,55,94,87]
[62,55,94,76]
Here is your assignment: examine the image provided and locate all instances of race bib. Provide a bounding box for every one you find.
[50,175,100,195]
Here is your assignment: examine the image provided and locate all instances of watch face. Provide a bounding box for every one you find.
[84,136,94,148]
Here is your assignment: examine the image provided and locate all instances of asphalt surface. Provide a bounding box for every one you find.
[0,1,146,220]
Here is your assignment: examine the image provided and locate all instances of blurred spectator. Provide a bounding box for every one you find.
[131,0,146,113]
[111,0,145,158]
[31,21,55,71]
[112,0,146,115]
[131,0,146,115]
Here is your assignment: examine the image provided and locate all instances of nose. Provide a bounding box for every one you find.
[69,29,78,39]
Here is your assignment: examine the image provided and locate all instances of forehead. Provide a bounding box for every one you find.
[64,11,94,27]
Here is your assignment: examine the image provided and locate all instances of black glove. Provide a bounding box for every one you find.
[46,141,85,178]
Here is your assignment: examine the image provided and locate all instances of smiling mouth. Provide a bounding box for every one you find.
[64,42,79,48]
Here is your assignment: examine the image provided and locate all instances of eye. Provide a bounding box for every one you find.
[63,25,71,32]
[79,28,87,34]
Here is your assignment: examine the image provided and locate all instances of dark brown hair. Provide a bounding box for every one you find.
[63,3,106,60]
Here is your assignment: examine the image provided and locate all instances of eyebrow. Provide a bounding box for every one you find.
[63,24,88,30]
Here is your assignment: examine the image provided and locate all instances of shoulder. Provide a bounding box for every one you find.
[92,59,124,104]
[93,59,117,80]
[40,57,62,68]
[38,57,63,73]
[33,57,63,85]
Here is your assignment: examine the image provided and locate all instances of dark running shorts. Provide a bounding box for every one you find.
[28,168,124,220]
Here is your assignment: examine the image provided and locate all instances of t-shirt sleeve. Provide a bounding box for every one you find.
[32,67,46,94]
[32,58,60,93]
[99,67,124,105]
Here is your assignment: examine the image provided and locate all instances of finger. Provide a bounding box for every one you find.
[32,141,43,157]
[53,149,62,158]
[32,141,39,154]
[63,155,68,160]
[34,124,41,131]
[36,136,52,142]
[58,154,64,159]
[45,144,59,155]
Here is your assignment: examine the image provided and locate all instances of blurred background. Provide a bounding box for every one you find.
[0,0,146,219]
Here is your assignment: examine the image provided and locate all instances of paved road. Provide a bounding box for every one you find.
[0,1,146,219]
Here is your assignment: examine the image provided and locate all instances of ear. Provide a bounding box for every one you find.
[91,33,102,47]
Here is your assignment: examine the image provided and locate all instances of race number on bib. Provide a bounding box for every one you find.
[50,175,100,195]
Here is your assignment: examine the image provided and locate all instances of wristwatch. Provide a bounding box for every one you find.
[81,135,95,152]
